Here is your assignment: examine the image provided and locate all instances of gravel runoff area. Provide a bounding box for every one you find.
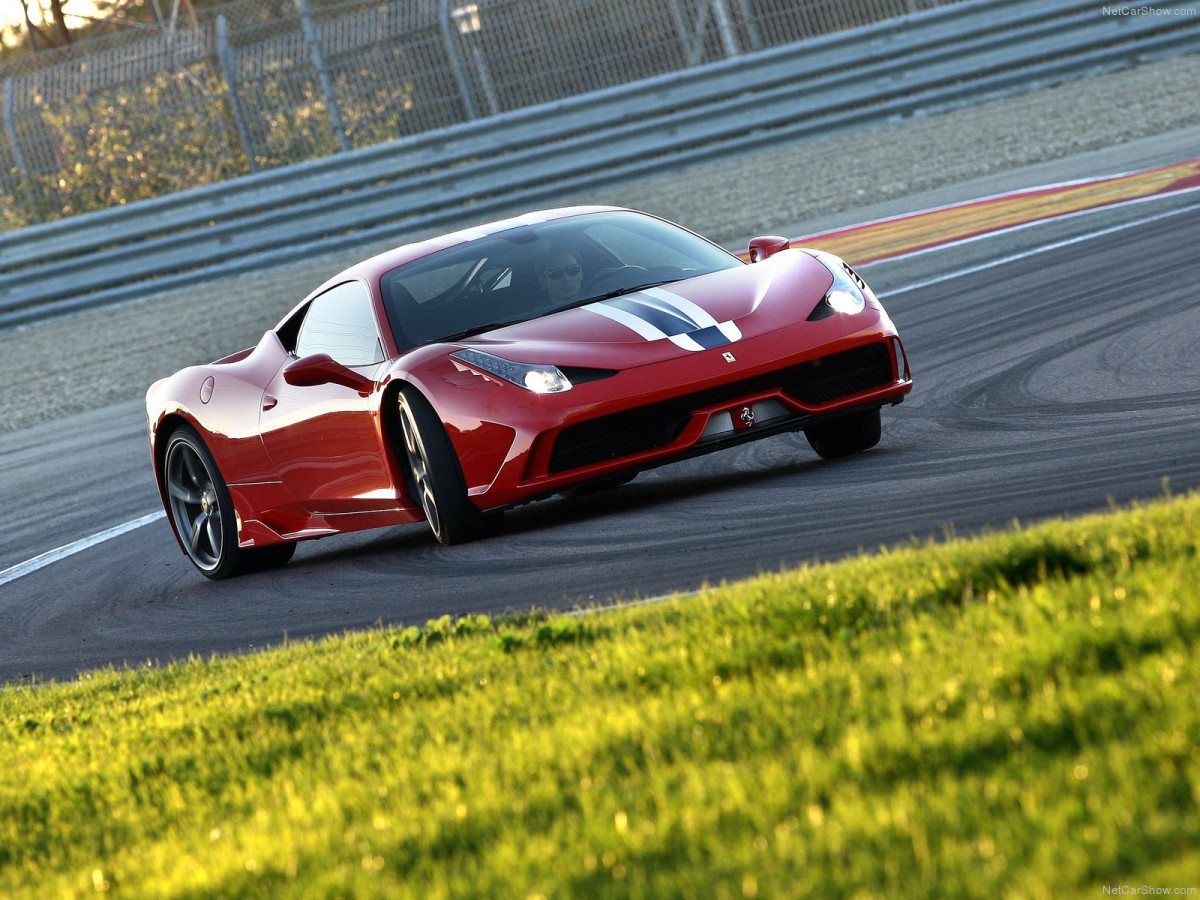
[2,50,1199,435]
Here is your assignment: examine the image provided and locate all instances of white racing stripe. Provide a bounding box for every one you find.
[585,286,742,351]
[585,299,665,341]
[642,288,744,349]
[6,196,1197,588]
[639,287,721,327]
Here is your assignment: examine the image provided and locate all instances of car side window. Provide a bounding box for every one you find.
[294,281,384,367]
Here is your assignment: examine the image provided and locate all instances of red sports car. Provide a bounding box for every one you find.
[147,207,912,579]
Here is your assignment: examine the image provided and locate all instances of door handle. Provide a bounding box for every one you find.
[262,395,278,411]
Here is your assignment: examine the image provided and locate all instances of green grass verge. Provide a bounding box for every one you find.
[3,494,1200,898]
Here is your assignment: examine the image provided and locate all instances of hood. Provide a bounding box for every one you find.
[458,249,833,369]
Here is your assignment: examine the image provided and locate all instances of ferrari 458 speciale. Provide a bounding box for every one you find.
[147,207,912,579]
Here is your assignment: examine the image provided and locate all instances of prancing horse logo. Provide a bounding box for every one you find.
[722,352,736,363]
[740,406,755,427]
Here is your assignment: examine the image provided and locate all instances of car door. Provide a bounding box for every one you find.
[259,281,401,515]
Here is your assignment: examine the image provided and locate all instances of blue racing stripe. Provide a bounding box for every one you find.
[685,324,733,350]
[603,295,701,336]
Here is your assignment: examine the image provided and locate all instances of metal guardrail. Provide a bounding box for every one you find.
[1,0,958,230]
[1,0,1197,328]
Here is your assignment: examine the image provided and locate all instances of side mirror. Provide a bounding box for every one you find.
[748,235,790,263]
[283,353,373,394]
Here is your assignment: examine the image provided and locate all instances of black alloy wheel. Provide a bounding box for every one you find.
[397,387,492,545]
[163,425,294,579]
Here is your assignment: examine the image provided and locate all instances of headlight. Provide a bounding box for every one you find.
[807,250,867,320]
[451,348,572,393]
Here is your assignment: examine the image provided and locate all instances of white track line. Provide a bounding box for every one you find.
[879,197,1200,296]
[798,164,1200,254]
[0,512,165,589]
[5,192,1199,590]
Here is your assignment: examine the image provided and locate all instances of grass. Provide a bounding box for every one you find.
[2,494,1199,898]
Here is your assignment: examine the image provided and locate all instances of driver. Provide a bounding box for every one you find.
[536,248,584,306]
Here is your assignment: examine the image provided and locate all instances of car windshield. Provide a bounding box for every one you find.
[380,210,743,350]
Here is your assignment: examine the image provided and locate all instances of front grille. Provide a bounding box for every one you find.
[549,406,690,474]
[784,343,892,405]
[548,342,893,474]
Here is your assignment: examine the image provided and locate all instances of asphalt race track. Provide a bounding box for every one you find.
[3,199,1200,682]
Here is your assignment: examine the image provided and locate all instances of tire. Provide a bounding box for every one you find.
[398,386,492,545]
[804,407,882,460]
[243,542,297,572]
[163,424,295,579]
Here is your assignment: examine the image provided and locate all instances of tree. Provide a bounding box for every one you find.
[18,0,73,49]
[3,0,203,55]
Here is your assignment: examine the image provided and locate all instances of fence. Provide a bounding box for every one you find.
[2,0,1197,328]
[0,0,952,230]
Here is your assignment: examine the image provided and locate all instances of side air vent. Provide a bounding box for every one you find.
[784,343,891,406]
[558,366,620,385]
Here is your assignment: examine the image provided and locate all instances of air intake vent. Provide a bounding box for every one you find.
[547,343,893,474]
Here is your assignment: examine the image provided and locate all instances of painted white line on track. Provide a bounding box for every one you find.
[878,196,1200,295]
[797,167,1200,263]
[6,192,1200,591]
[566,589,706,618]
[0,512,165,589]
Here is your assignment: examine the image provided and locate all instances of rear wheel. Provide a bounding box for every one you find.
[804,408,881,460]
[163,425,295,579]
[398,387,493,545]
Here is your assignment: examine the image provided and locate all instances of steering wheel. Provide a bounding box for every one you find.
[582,265,648,295]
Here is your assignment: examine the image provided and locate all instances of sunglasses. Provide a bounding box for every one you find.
[542,263,581,281]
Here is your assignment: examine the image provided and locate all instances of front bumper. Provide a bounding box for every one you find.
[436,318,912,511]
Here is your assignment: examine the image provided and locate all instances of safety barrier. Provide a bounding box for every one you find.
[0,0,1196,327]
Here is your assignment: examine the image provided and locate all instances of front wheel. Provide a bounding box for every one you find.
[163,424,295,579]
[804,408,881,460]
[398,387,493,545]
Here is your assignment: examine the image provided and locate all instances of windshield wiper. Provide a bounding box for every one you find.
[442,278,687,340]
[598,280,681,300]
[442,317,530,342]
[560,278,684,311]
